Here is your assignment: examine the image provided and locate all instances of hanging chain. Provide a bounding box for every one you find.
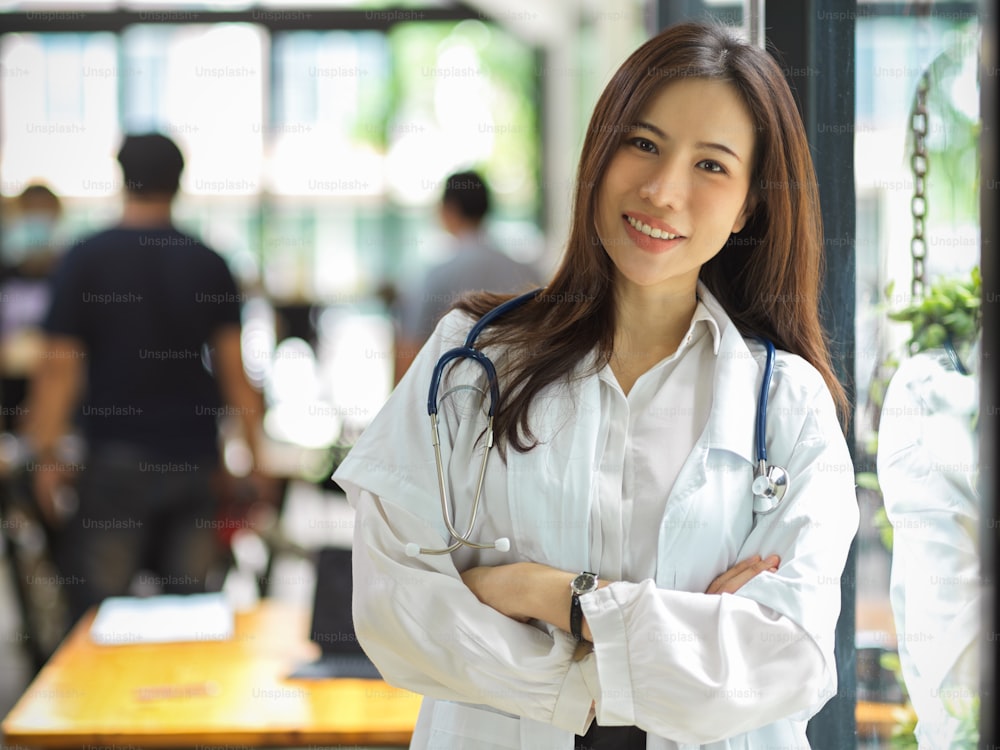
[909,71,930,301]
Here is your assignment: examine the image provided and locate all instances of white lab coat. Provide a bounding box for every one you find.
[877,350,980,749]
[334,284,859,749]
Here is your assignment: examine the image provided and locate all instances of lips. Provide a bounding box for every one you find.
[619,213,685,255]
[623,213,685,240]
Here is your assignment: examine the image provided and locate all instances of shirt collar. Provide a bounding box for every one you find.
[590,283,724,383]
[694,280,733,354]
[691,292,722,356]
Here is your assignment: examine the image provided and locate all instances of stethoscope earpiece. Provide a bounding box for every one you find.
[406,537,510,557]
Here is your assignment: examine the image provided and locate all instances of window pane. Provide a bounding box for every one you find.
[268,30,388,197]
[121,23,265,197]
[1,32,119,200]
[385,19,538,212]
[855,6,981,747]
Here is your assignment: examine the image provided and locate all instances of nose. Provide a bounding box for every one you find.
[638,155,688,209]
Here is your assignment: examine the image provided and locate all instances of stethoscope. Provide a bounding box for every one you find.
[405,289,789,557]
[750,338,790,514]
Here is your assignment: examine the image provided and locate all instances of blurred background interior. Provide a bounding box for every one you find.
[0,0,991,748]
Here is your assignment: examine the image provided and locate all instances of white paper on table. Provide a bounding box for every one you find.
[89,592,235,645]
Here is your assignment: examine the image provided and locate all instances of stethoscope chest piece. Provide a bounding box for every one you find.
[752,462,789,515]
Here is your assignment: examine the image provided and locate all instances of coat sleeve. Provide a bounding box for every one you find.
[333,312,594,734]
[581,360,859,744]
[350,490,593,732]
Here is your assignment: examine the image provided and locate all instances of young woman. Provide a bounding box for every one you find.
[334,20,858,750]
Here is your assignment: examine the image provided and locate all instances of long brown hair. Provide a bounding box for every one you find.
[455,20,848,453]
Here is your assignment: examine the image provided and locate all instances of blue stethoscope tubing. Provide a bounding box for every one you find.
[410,292,538,556]
[751,339,789,514]
[408,289,788,557]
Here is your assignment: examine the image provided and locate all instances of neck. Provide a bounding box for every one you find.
[610,281,699,393]
[119,195,174,229]
[443,208,483,236]
[615,280,698,343]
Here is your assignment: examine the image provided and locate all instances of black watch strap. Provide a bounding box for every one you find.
[570,592,584,641]
[570,571,597,642]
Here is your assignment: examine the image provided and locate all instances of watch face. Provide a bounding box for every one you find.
[572,572,597,594]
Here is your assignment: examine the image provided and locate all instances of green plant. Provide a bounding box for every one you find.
[948,693,980,748]
[885,267,981,355]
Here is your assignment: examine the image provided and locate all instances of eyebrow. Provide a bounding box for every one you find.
[633,120,744,163]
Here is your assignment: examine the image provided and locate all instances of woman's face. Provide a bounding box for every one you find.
[595,77,757,298]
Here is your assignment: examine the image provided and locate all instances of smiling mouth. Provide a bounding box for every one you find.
[625,215,683,240]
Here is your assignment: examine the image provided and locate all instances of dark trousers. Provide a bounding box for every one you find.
[575,723,647,749]
[52,442,220,628]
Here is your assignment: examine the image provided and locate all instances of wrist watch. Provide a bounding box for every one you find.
[569,571,598,641]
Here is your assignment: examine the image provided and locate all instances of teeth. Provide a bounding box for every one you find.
[627,216,678,240]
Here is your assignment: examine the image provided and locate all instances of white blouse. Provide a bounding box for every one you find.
[334,284,859,749]
[592,301,716,584]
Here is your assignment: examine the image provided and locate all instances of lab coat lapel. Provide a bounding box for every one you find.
[505,371,599,572]
[655,305,762,589]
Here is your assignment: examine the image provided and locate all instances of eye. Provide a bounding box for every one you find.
[627,137,658,154]
[697,159,726,174]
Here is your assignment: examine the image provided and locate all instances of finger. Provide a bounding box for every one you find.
[716,556,780,594]
[706,555,780,595]
[707,555,762,591]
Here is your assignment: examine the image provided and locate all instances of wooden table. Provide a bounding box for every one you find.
[1,600,422,748]
[2,597,906,747]
[857,698,908,740]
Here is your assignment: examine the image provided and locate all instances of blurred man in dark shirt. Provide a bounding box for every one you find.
[25,133,272,625]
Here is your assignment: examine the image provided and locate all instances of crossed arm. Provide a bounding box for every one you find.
[461,554,780,641]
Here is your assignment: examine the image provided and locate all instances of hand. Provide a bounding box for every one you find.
[705,554,780,595]
[225,470,283,532]
[32,464,72,527]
